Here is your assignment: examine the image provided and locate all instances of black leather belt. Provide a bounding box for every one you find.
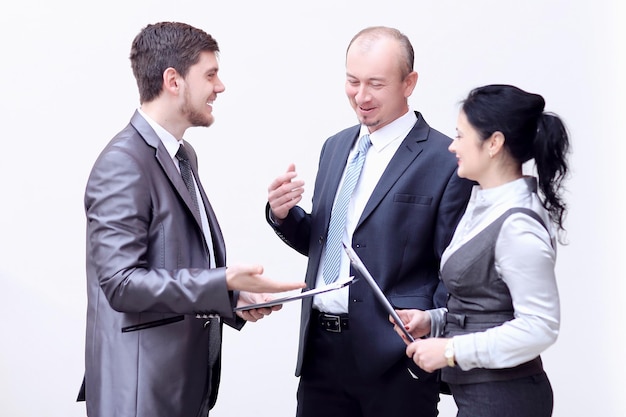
[315,311,349,332]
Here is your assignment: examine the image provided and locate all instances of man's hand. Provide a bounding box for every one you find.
[225,264,306,293]
[235,292,281,322]
[267,163,305,221]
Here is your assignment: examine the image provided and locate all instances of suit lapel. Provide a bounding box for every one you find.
[357,113,429,228]
[178,140,226,267]
[130,111,225,265]
[131,112,205,228]
[189,154,226,267]
[319,128,360,227]
[161,148,205,226]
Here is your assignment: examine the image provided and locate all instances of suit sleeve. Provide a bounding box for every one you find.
[265,202,312,256]
[86,147,235,318]
[433,169,474,307]
[433,168,473,257]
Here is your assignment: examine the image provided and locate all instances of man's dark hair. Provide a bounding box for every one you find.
[130,21,219,103]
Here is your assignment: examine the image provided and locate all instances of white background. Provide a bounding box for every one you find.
[0,1,623,416]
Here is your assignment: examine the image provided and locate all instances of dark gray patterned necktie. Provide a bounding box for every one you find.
[179,145,221,400]
[207,317,221,368]
[176,145,200,216]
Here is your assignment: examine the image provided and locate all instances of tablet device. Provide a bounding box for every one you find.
[342,243,415,342]
[233,275,355,311]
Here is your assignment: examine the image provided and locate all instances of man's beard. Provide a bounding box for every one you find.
[358,114,379,129]
[182,89,213,128]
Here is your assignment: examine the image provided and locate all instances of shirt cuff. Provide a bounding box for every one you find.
[267,208,283,226]
[426,307,447,338]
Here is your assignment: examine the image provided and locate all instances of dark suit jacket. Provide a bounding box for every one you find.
[81,111,243,417]
[267,112,473,379]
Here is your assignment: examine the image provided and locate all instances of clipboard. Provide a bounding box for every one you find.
[233,275,356,311]
[342,242,415,342]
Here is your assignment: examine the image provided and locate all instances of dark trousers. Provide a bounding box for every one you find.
[450,372,554,417]
[296,312,440,417]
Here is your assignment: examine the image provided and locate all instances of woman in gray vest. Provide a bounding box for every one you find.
[391,84,570,417]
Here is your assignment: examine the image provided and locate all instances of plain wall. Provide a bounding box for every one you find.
[0,1,623,416]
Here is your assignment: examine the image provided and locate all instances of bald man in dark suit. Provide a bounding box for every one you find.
[266,26,473,417]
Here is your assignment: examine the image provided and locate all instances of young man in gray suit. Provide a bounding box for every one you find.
[78,22,304,417]
[266,26,473,417]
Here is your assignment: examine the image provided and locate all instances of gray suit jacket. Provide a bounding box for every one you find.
[80,111,243,417]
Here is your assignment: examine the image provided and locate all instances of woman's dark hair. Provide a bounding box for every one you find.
[462,84,570,234]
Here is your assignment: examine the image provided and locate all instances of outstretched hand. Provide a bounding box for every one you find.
[225,264,306,293]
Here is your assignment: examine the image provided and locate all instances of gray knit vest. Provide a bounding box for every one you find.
[441,208,550,384]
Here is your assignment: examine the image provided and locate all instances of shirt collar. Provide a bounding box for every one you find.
[473,176,538,207]
[137,108,181,160]
[359,110,417,152]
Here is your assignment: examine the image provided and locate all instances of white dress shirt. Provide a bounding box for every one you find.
[313,110,417,313]
[436,177,560,370]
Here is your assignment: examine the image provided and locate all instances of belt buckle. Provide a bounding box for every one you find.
[324,313,342,333]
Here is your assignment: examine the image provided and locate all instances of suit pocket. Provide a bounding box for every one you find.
[393,193,432,205]
[121,315,184,332]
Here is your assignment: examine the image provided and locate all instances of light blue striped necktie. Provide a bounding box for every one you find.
[322,134,371,284]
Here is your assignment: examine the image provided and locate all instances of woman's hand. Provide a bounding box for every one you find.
[390,309,432,344]
[406,337,450,373]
